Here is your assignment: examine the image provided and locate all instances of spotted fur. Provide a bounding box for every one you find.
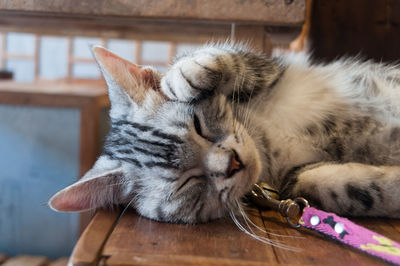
[49,44,400,223]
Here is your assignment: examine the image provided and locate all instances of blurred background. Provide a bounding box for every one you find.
[0,0,399,264]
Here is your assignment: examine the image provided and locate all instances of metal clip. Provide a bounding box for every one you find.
[247,182,310,228]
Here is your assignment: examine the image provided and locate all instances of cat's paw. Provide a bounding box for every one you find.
[161,52,223,102]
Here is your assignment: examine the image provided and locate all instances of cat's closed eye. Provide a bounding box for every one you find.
[193,113,214,142]
[193,113,203,136]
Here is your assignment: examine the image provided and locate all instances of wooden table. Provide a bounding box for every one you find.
[70,208,400,265]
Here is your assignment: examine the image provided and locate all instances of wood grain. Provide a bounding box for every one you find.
[356,217,400,243]
[0,81,109,109]
[310,0,400,62]
[49,258,69,266]
[102,209,277,265]
[235,25,267,53]
[2,255,50,266]
[0,253,9,264]
[0,0,305,25]
[388,219,400,235]
[78,102,102,233]
[0,0,304,48]
[70,210,121,266]
[0,80,107,97]
[72,207,400,265]
[0,16,233,44]
[0,80,109,108]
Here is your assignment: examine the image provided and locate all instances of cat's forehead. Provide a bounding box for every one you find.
[152,101,194,125]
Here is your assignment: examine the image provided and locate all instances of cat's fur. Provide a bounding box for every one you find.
[49,43,400,223]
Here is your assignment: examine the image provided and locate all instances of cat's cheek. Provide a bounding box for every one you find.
[236,138,262,194]
[245,150,262,188]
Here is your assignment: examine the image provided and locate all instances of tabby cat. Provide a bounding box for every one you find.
[49,43,400,224]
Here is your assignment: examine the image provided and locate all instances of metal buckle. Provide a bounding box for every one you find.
[246,182,310,228]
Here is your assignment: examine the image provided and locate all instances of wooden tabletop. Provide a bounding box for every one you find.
[70,208,400,265]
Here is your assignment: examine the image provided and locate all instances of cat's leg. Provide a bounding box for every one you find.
[161,46,284,102]
[280,162,400,218]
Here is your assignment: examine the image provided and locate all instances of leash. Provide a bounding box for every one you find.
[247,182,400,265]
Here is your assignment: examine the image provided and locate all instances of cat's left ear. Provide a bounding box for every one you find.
[48,158,129,212]
[92,46,166,117]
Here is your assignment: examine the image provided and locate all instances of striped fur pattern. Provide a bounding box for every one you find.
[50,44,400,223]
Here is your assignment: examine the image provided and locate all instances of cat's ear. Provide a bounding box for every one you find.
[49,158,130,212]
[92,46,166,116]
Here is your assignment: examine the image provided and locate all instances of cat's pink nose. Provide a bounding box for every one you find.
[227,150,244,178]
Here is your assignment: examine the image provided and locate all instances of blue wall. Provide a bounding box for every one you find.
[0,105,80,258]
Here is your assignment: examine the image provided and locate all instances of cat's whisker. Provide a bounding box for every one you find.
[242,80,258,131]
[235,200,301,242]
[232,70,241,128]
[118,195,137,220]
[235,73,247,135]
[229,203,301,251]
[236,200,304,239]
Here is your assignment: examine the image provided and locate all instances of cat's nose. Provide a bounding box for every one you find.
[226,149,244,178]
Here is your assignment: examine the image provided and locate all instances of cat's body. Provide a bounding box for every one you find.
[49,44,400,223]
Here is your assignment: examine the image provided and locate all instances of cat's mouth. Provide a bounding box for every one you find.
[227,149,245,178]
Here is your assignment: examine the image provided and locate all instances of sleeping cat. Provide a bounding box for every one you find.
[49,43,400,224]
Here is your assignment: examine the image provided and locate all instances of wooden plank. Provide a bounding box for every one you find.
[2,53,35,60]
[259,210,389,265]
[0,17,233,44]
[78,102,101,177]
[49,258,69,266]
[309,0,400,62]
[0,0,306,25]
[388,219,400,235]
[0,81,109,108]
[169,42,176,64]
[33,35,40,81]
[102,254,269,266]
[70,210,121,266]
[266,27,302,51]
[0,253,9,264]
[134,41,142,65]
[77,101,103,234]
[69,57,95,64]
[0,80,107,97]
[66,37,73,81]
[355,217,400,243]
[235,25,266,53]
[0,33,6,69]
[103,208,277,265]
[3,255,50,266]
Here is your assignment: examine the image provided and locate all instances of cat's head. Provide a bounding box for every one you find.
[49,46,261,223]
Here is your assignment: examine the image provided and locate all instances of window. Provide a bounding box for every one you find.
[0,32,202,83]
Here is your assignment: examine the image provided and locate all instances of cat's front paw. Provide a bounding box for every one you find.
[161,53,223,102]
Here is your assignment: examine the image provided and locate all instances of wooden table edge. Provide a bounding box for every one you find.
[69,209,121,266]
[104,253,273,266]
